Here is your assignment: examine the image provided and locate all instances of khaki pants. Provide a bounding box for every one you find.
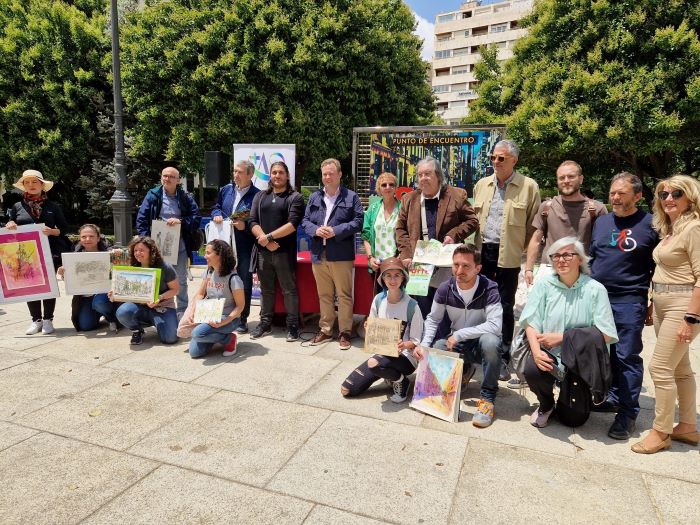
[311,257,354,335]
[650,291,698,434]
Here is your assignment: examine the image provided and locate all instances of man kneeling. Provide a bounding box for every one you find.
[417,244,503,427]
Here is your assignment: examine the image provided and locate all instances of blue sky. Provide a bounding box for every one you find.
[403,1,466,60]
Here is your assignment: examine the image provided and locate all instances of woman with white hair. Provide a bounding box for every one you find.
[519,236,618,428]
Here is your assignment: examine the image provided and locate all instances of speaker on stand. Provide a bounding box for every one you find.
[204,151,231,188]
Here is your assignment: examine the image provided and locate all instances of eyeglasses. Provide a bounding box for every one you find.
[550,252,577,262]
[489,154,509,162]
[658,190,684,200]
[380,183,395,188]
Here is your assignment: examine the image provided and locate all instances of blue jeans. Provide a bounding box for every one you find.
[92,293,118,323]
[116,302,178,344]
[607,301,647,419]
[188,319,240,358]
[434,333,502,402]
[235,245,252,323]
[74,296,100,331]
[174,245,189,316]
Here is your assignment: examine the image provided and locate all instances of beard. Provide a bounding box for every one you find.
[558,182,581,196]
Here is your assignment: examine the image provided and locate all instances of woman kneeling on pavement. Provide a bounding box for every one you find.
[184,239,244,358]
[115,236,179,345]
[58,224,121,332]
[519,236,618,428]
[341,257,423,402]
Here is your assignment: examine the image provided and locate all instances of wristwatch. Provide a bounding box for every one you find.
[684,315,700,324]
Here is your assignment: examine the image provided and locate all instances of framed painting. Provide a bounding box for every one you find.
[151,220,180,265]
[0,224,59,304]
[62,252,111,295]
[409,348,463,423]
[111,266,161,304]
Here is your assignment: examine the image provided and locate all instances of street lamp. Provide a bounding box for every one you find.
[108,0,133,247]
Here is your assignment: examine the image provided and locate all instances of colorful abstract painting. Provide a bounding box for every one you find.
[410,348,463,422]
[0,224,59,304]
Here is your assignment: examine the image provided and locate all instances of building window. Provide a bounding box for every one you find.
[452,66,470,75]
[436,32,453,42]
[462,11,472,19]
[495,41,507,49]
[510,20,519,29]
[435,50,452,59]
[450,100,466,108]
[472,25,488,37]
[451,83,467,92]
[437,103,448,112]
[453,47,469,57]
[435,67,450,77]
[437,13,455,23]
[433,85,449,94]
[464,29,470,37]
[491,23,508,33]
[470,46,482,54]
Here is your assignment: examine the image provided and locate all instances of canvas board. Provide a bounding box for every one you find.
[151,220,180,265]
[62,252,111,295]
[363,317,402,357]
[111,266,161,304]
[0,224,59,304]
[412,239,459,267]
[409,348,463,423]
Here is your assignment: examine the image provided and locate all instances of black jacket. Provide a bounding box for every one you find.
[561,326,612,404]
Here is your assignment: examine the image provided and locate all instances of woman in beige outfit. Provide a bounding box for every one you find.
[632,175,700,454]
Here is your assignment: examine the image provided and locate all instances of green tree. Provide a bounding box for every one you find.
[120,0,435,182]
[465,0,700,200]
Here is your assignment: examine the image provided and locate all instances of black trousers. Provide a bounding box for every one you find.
[27,299,56,322]
[257,250,299,328]
[342,354,416,396]
[479,243,520,350]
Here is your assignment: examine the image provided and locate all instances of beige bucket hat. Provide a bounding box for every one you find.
[13,169,53,192]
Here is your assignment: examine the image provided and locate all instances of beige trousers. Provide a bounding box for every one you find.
[650,291,698,434]
[312,257,354,335]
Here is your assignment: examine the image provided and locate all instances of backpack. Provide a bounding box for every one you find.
[556,371,592,427]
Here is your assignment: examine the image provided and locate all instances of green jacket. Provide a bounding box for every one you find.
[361,197,401,272]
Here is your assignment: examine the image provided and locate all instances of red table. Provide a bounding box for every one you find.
[274,251,375,317]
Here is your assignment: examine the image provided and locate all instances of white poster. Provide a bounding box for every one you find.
[233,144,296,191]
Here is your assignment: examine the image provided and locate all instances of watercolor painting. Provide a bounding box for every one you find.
[111,266,161,304]
[410,348,463,423]
[193,298,225,324]
[62,252,111,295]
[151,220,180,265]
[0,224,59,304]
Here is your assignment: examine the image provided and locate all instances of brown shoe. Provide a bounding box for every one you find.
[310,331,333,346]
[631,436,671,454]
[670,430,700,446]
[338,331,352,350]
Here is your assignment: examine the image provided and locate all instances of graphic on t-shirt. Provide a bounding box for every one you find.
[609,228,637,252]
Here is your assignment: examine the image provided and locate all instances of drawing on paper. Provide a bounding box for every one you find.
[363,317,402,357]
[412,239,460,267]
[410,348,463,422]
[62,252,111,295]
[193,298,225,324]
[0,240,45,289]
[151,221,180,265]
[111,266,161,304]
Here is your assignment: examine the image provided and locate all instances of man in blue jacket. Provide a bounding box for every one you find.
[302,158,364,350]
[136,167,201,318]
[211,160,260,333]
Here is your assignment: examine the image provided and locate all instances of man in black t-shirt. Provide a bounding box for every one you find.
[249,161,305,341]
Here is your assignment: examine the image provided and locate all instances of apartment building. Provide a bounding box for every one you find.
[432,0,533,124]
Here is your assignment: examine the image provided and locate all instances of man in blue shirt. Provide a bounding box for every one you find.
[590,172,657,440]
[211,160,260,333]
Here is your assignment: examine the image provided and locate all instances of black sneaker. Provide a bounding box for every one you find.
[286,326,299,342]
[390,376,410,403]
[250,324,272,339]
[130,329,143,345]
[236,321,249,334]
[608,416,636,440]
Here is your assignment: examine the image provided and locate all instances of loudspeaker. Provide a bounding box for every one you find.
[204,151,231,187]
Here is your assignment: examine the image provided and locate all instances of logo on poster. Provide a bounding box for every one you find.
[248,151,287,182]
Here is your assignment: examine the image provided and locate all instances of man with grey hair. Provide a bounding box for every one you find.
[472,140,540,377]
[396,156,478,315]
[589,172,656,440]
[211,159,261,333]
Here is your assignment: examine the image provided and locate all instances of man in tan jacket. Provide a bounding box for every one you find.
[396,156,479,315]
[472,140,540,375]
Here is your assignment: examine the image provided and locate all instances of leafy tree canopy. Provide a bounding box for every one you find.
[120,0,435,181]
[465,0,700,200]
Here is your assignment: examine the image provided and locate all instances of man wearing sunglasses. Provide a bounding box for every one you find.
[472,140,540,378]
[589,172,657,440]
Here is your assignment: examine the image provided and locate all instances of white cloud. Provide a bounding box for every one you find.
[412,11,434,62]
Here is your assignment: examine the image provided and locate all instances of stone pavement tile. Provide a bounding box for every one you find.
[105,341,231,382]
[195,345,340,401]
[421,387,578,458]
[0,349,38,371]
[128,390,329,487]
[82,464,313,525]
[643,473,700,524]
[303,505,390,525]
[0,357,115,420]
[0,433,157,525]
[297,360,425,426]
[0,421,37,451]
[22,332,134,365]
[450,438,657,524]
[238,332,321,356]
[572,408,700,483]
[19,372,217,450]
[0,333,58,351]
[313,343,369,363]
[268,411,468,525]
[0,307,29,327]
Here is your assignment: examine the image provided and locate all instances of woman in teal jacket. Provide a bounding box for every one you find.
[362,172,401,274]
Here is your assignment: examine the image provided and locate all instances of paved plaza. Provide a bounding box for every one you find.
[1,269,700,524]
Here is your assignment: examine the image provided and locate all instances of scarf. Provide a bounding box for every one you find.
[23,192,47,219]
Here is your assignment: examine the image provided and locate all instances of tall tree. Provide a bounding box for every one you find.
[120,0,435,181]
[465,0,700,199]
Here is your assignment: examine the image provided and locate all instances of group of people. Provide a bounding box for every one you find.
[3,138,699,454]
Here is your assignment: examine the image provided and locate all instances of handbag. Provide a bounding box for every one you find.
[510,328,531,382]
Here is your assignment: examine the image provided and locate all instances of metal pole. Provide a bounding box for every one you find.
[108,0,133,247]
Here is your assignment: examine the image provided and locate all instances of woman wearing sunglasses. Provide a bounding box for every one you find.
[632,175,700,454]
[362,172,401,279]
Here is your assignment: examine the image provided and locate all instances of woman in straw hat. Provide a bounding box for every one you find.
[5,169,69,335]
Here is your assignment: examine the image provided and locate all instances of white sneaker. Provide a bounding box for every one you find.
[25,321,43,335]
[41,319,55,334]
[108,321,119,333]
